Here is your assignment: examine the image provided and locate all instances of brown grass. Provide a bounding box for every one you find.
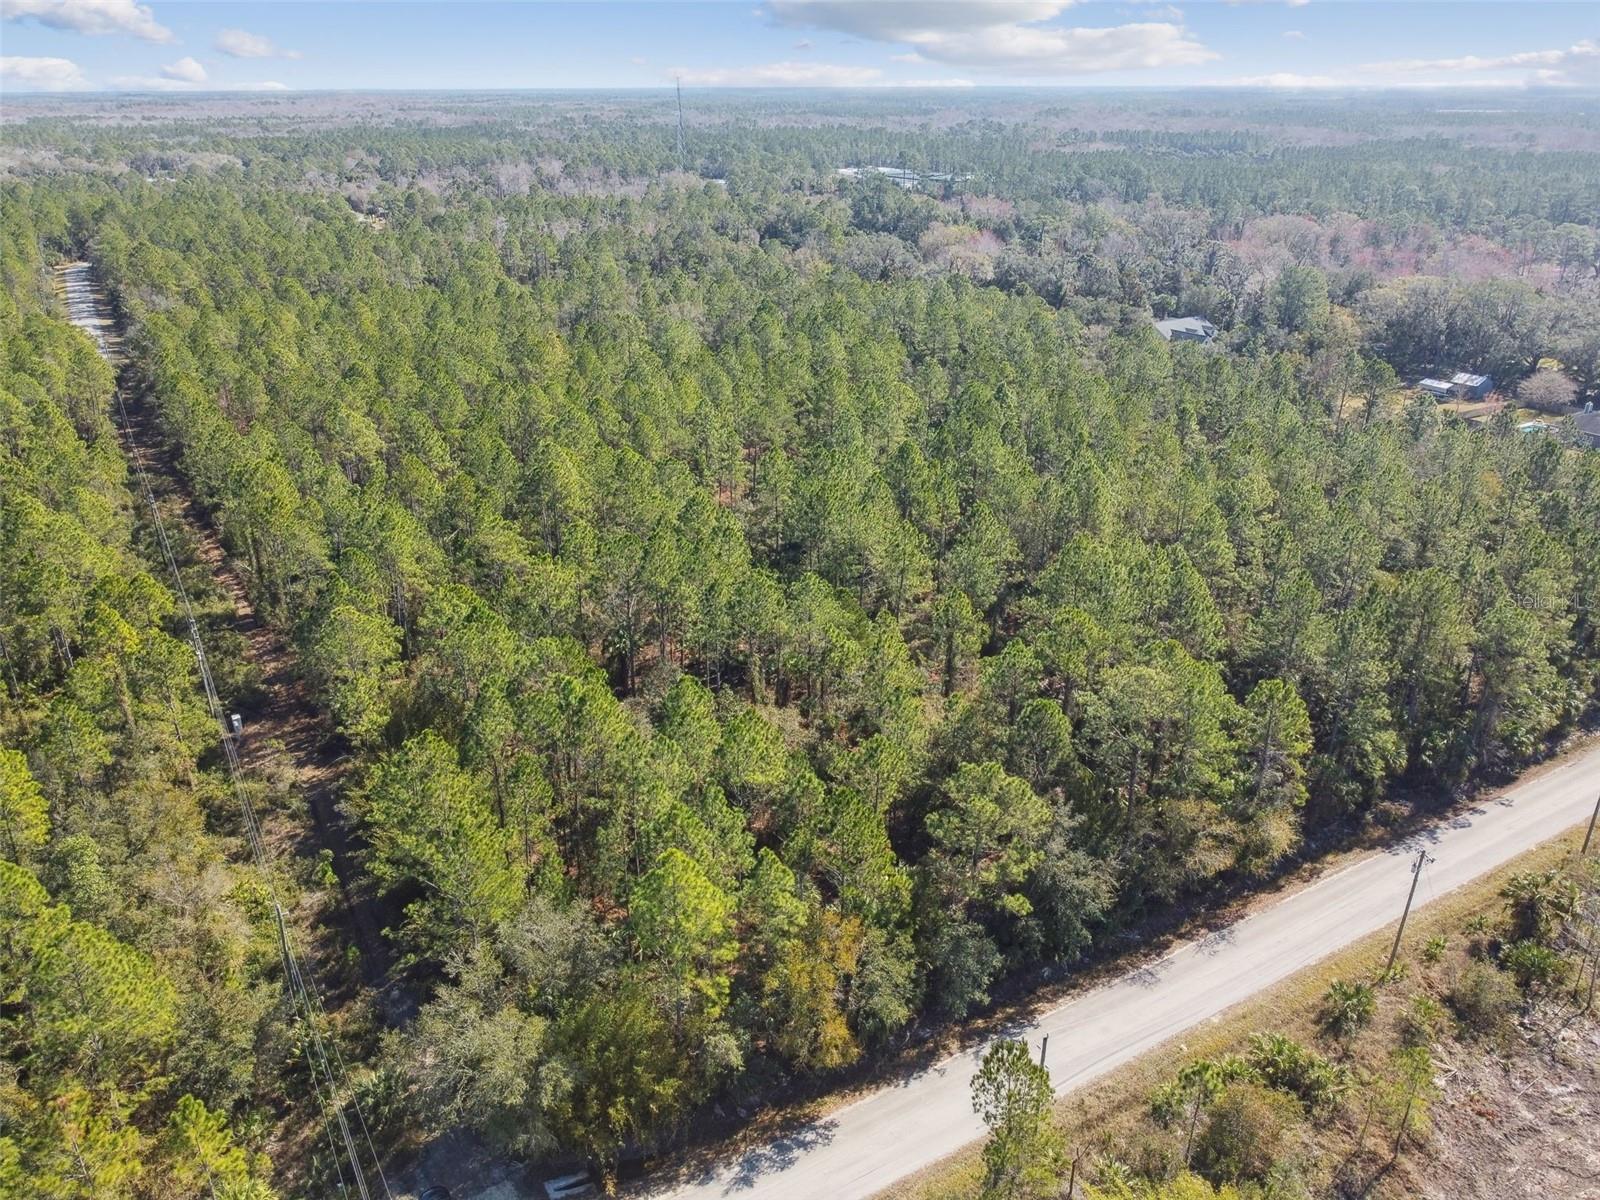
[880,831,1594,1200]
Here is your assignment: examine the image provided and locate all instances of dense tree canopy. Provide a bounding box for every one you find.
[4,90,1598,1189]
[1,212,280,1197]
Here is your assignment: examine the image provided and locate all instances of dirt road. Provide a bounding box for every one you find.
[56,261,399,1011]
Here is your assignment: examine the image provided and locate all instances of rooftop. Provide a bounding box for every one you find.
[1153,316,1218,341]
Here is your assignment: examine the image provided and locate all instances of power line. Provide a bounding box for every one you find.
[112,374,387,1196]
[67,264,390,1200]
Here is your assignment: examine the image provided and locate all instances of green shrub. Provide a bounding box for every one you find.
[1319,979,1376,1038]
[1501,869,1579,944]
[1192,1082,1299,1185]
[1382,1045,1439,1157]
[1150,1079,1187,1128]
[315,847,339,889]
[1377,961,1410,985]
[1463,912,1494,959]
[1421,935,1448,964]
[1125,1136,1179,1186]
[1397,994,1446,1048]
[1245,1032,1350,1113]
[1448,960,1519,1037]
[1499,939,1569,992]
[1151,1054,1260,1127]
[1090,1156,1136,1194]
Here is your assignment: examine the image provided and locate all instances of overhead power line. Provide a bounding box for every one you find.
[67,264,391,1200]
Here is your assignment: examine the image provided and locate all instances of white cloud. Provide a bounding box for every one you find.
[793,38,812,50]
[1282,30,1306,41]
[771,2,1075,41]
[1225,38,1599,91]
[110,73,194,91]
[0,54,89,90]
[671,60,885,86]
[114,54,210,91]
[1226,72,1534,91]
[768,1,1215,75]
[160,54,205,83]
[1228,72,1342,88]
[111,72,288,92]
[1,0,172,42]
[671,55,974,89]
[1359,39,1598,85]
[912,21,1217,74]
[214,27,300,59]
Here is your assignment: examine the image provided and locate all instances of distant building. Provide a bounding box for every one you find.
[1418,371,1494,401]
[1573,403,1600,449]
[1154,316,1219,344]
[836,165,970,192]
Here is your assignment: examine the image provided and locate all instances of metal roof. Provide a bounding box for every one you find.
[1153,316,1218,339]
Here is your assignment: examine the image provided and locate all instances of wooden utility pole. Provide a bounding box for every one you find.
[1581,791,1599,856]
[1385,850,1427,977]
[1038,1034,1049,1068]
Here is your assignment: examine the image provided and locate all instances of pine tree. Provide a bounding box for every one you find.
[971,1039,1066,1200]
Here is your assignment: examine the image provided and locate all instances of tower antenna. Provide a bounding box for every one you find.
[675,77,686,172]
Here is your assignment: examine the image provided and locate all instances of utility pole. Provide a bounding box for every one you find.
[675,77,686,172]
[1581,791,1599,856]
[1038,1034,1049,1068]
[1385,850,1427,977]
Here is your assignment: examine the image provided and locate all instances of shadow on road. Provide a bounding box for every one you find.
[1195,926,1237,956]
[1126,961,1168,989]
[707,1116,840,1192]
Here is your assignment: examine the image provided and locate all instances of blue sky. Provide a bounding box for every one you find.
[2,1,1596,93]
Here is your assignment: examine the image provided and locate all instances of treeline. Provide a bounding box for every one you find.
[6,156,1593,1183]
[771,177,1598,394]
[0,201,280,1196]
[9,93,1600,237]
[8,99,1597,402]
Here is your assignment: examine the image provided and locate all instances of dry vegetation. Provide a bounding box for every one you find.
[885,831,1600,1200]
